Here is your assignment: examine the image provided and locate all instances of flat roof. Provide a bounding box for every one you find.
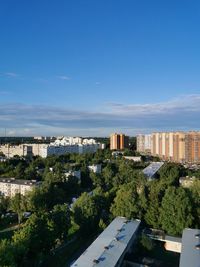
[0,178,41,186]
[143,162,164,179]
[71,217,141,267]
[179,228,200,267]
[165,235,182,244]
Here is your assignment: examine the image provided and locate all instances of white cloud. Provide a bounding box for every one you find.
[57,75,71,80]
[0,94,200,136]
[0,72,19,78]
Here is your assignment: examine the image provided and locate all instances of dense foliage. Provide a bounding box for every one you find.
[0,149,199,266]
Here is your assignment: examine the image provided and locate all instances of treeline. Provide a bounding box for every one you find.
[0,150,200,266]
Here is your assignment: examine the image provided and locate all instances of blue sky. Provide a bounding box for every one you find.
[1,0,200,136]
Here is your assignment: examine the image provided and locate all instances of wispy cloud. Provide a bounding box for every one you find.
[0,72,19,78]
[57,75,71,80]
[0,94,200,136]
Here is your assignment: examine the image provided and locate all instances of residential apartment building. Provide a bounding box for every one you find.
[110,133,129,150]
[0,178,41,197]
[0,137,102,158]
[71,217,141,267]
[0,144,33,158]
[136,134,152,153]
[151,131,200,163]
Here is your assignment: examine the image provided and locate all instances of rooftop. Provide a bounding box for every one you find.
[142,162,164,179]
[71,217,141,267]
[0,178,41,186]
[179,228,200,267]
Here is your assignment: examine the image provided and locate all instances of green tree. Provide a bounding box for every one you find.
[51,204,71,241]
[110,183,141,219]
[158,163,183,186]
[189,179,200,228]
[72,192,99,235]
[0,195,9,215]
[160,187,193,235]
[144,181,166,228]
[10,193,27,224]
[13,212,54,260]
[0,239,15,267]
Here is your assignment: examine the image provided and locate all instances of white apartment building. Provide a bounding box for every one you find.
[0,178,42,197]
[0,137,102,159]
[40,137,101,158]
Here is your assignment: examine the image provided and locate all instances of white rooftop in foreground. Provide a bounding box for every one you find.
[71,217,141,267]
[143,162,164,179]
[179,228,200,267]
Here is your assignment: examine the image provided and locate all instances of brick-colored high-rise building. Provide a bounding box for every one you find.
[110,133,129,150]
[151,131,200,163]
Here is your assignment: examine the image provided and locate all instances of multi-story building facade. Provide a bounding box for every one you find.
[136,134,151,153]
[151,131,200,163]
[0,144,33,158]
[110,133,129,150]
[0,137,102,158]
[0,178,41,197]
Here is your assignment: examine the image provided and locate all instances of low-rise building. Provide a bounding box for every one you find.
[88,164,102,174]
[124,156,142,162]
[179,176,196,188]
[71,217,141,267]
[179,228,200,267]
[64,170,81,180]
[0,178,41,197]
[142,162,164,181]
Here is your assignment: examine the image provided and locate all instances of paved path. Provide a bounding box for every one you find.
[0,224,20,233]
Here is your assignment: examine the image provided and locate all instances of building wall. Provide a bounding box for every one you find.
[0,180,40,197]
[110,133,129,150]
[137,134,151,153]
[151,131,200,163]
[0,144,33,158]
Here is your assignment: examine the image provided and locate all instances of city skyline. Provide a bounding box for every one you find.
[1,1,200,136]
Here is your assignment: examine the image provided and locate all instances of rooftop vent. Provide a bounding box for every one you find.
[93,259,99,264]
[104,246,109,250]
[195,244,200,250]
[195,234,200,238]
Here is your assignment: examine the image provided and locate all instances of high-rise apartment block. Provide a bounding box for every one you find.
[151,131,200,163]
[110,133,129,150]
[136,134,152,153]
